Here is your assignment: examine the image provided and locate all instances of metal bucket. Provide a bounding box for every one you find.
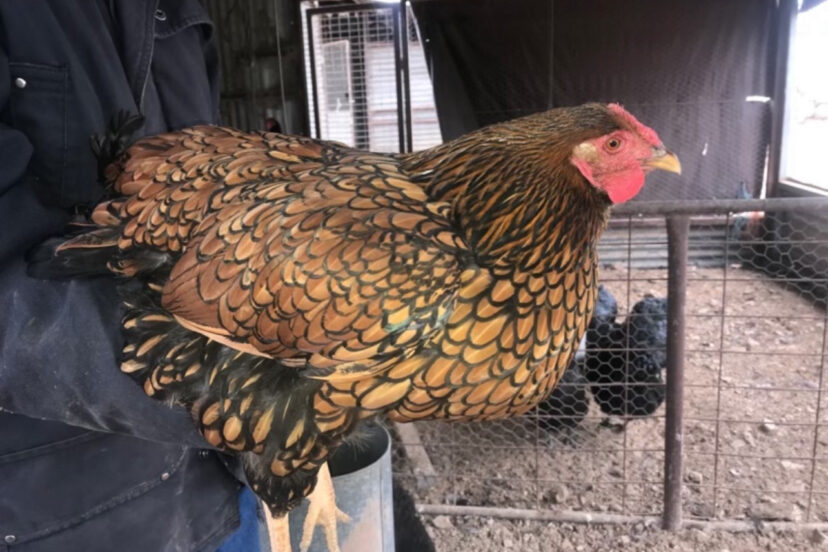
[288,424,394,552]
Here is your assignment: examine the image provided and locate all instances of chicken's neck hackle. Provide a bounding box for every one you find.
[403,116,610,274]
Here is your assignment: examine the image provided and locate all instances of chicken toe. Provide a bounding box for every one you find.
[299,462,350,552]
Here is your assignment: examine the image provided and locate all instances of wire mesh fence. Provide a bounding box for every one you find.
[293,1,828,535]
[390,199,828,530]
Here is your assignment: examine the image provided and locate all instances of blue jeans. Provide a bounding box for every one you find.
[216,487,268,552]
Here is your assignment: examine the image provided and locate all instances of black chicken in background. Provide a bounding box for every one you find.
[584,286,668,424]
[264,117,283,133]
[536,357,589,441]
[535,286,668,437]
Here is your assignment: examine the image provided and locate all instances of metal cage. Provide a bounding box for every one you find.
[391,197,828,537]
[302,1,442,153]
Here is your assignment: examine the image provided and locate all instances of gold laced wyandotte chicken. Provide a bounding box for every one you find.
[30,103,680,551]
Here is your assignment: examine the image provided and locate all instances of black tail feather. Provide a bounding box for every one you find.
[90,110,144,184]
[29,110,143,281]
[26,224,125,280]
[26,236,117,280]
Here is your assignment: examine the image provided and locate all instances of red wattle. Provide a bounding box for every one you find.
[570,157,645,204]
[600,168,645,204]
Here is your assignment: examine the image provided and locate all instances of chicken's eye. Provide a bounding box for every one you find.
[604,138,623,152]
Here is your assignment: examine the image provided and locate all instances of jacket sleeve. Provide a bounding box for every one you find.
[203,17,222,124]
[0,47,211,448]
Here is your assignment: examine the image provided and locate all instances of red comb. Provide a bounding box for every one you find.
[608,103,661,147]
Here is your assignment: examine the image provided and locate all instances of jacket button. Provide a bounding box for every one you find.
[160,471,170,481]
[14,77,26,89]
[4,535,16,544]
[154,9,167,21]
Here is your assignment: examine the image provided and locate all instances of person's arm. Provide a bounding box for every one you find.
[0,46,210,448]
[202,19,222,124]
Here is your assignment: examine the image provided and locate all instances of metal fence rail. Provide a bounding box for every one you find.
[392,197,828,534]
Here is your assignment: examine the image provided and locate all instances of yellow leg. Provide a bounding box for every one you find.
[263,463,350,552]
[266,510,291,552]
[299,462,351,552]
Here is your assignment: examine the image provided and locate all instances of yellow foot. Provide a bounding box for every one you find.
[299,462,351,552]
[263,462,350,552]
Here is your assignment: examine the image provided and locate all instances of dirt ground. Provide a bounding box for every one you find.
[421,516,824,552]
[391,265,828,551]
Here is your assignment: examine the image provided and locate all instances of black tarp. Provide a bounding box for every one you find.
[412,0,553,139]
[412,0,777,201]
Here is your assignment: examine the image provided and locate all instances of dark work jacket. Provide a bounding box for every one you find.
[0,1,244,550]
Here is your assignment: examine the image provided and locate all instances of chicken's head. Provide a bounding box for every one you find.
[570,103,681,204]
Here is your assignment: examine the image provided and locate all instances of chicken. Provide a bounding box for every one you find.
[29,103,679,551]
[730,181,765,243]
[583,286,669,423]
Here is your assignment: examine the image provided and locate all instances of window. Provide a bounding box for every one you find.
[781,2,828,191]
[322,41,351,112]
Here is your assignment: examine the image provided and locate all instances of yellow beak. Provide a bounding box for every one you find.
[644,149,682,175]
